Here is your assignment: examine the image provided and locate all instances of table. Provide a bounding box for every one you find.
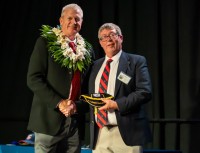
[0,145,92,153]
[0,145,181,153]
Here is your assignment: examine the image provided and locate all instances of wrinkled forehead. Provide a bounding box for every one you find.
[100,28,116,35]
[98,28,117,38]
[100,26,115,32]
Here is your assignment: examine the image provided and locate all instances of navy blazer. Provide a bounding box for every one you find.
[88,51,152,149]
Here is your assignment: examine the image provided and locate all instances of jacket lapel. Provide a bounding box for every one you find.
[89,58,105,93]
[114,52,129,97]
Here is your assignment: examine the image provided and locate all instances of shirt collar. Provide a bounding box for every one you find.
[66,37,77,44]
[105,50,122,63]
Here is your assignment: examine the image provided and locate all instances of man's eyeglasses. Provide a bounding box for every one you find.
[99,33,119,42]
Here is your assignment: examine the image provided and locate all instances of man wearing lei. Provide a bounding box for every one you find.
[27,3,94,153]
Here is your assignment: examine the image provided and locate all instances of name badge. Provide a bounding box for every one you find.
[117,71,131,84]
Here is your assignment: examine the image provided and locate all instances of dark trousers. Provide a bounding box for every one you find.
[34,117,81,153]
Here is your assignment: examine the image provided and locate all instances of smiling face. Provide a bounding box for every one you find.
[59,8,83,40]
[99,28,123,58]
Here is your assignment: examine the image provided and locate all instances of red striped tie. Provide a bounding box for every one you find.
[96,59,113,128]
[69,42,81,101]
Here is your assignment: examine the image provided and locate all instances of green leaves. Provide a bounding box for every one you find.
[40,25,93,72]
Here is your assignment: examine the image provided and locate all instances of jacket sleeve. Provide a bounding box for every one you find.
[27,37,62,109]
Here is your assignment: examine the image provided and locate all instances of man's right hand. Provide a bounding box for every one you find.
[58,99,77,117]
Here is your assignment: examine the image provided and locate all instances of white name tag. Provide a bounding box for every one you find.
[117,71,131,84]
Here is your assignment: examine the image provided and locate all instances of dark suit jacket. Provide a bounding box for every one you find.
[27,37,92,138]
[88,51,152,149]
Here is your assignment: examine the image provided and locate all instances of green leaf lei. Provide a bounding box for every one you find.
[40,25,92,72]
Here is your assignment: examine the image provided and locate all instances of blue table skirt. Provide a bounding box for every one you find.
[0,145,181,153]
[0,145,92,153]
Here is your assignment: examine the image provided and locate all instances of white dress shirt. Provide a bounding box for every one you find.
[95,50,122,125]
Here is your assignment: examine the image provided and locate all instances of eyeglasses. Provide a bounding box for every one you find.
[99,33,119,42]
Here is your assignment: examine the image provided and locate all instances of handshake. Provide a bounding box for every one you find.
[58,99,77,117]
[58,93,115,117]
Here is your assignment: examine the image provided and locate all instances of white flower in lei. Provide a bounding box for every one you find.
[52,27,86,63]
[41,25,92,72]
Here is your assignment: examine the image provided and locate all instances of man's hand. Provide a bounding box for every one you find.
[58,99,77,117]
[98,98,119,111]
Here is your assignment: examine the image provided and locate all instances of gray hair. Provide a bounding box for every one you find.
[61,3,83,18]
[98,23,122,38]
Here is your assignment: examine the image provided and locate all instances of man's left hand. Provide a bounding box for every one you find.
[98,98,119,111]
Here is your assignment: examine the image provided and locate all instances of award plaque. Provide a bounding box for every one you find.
[79,93,114,107]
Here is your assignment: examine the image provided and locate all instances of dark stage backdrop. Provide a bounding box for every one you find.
[0,0,200,153]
